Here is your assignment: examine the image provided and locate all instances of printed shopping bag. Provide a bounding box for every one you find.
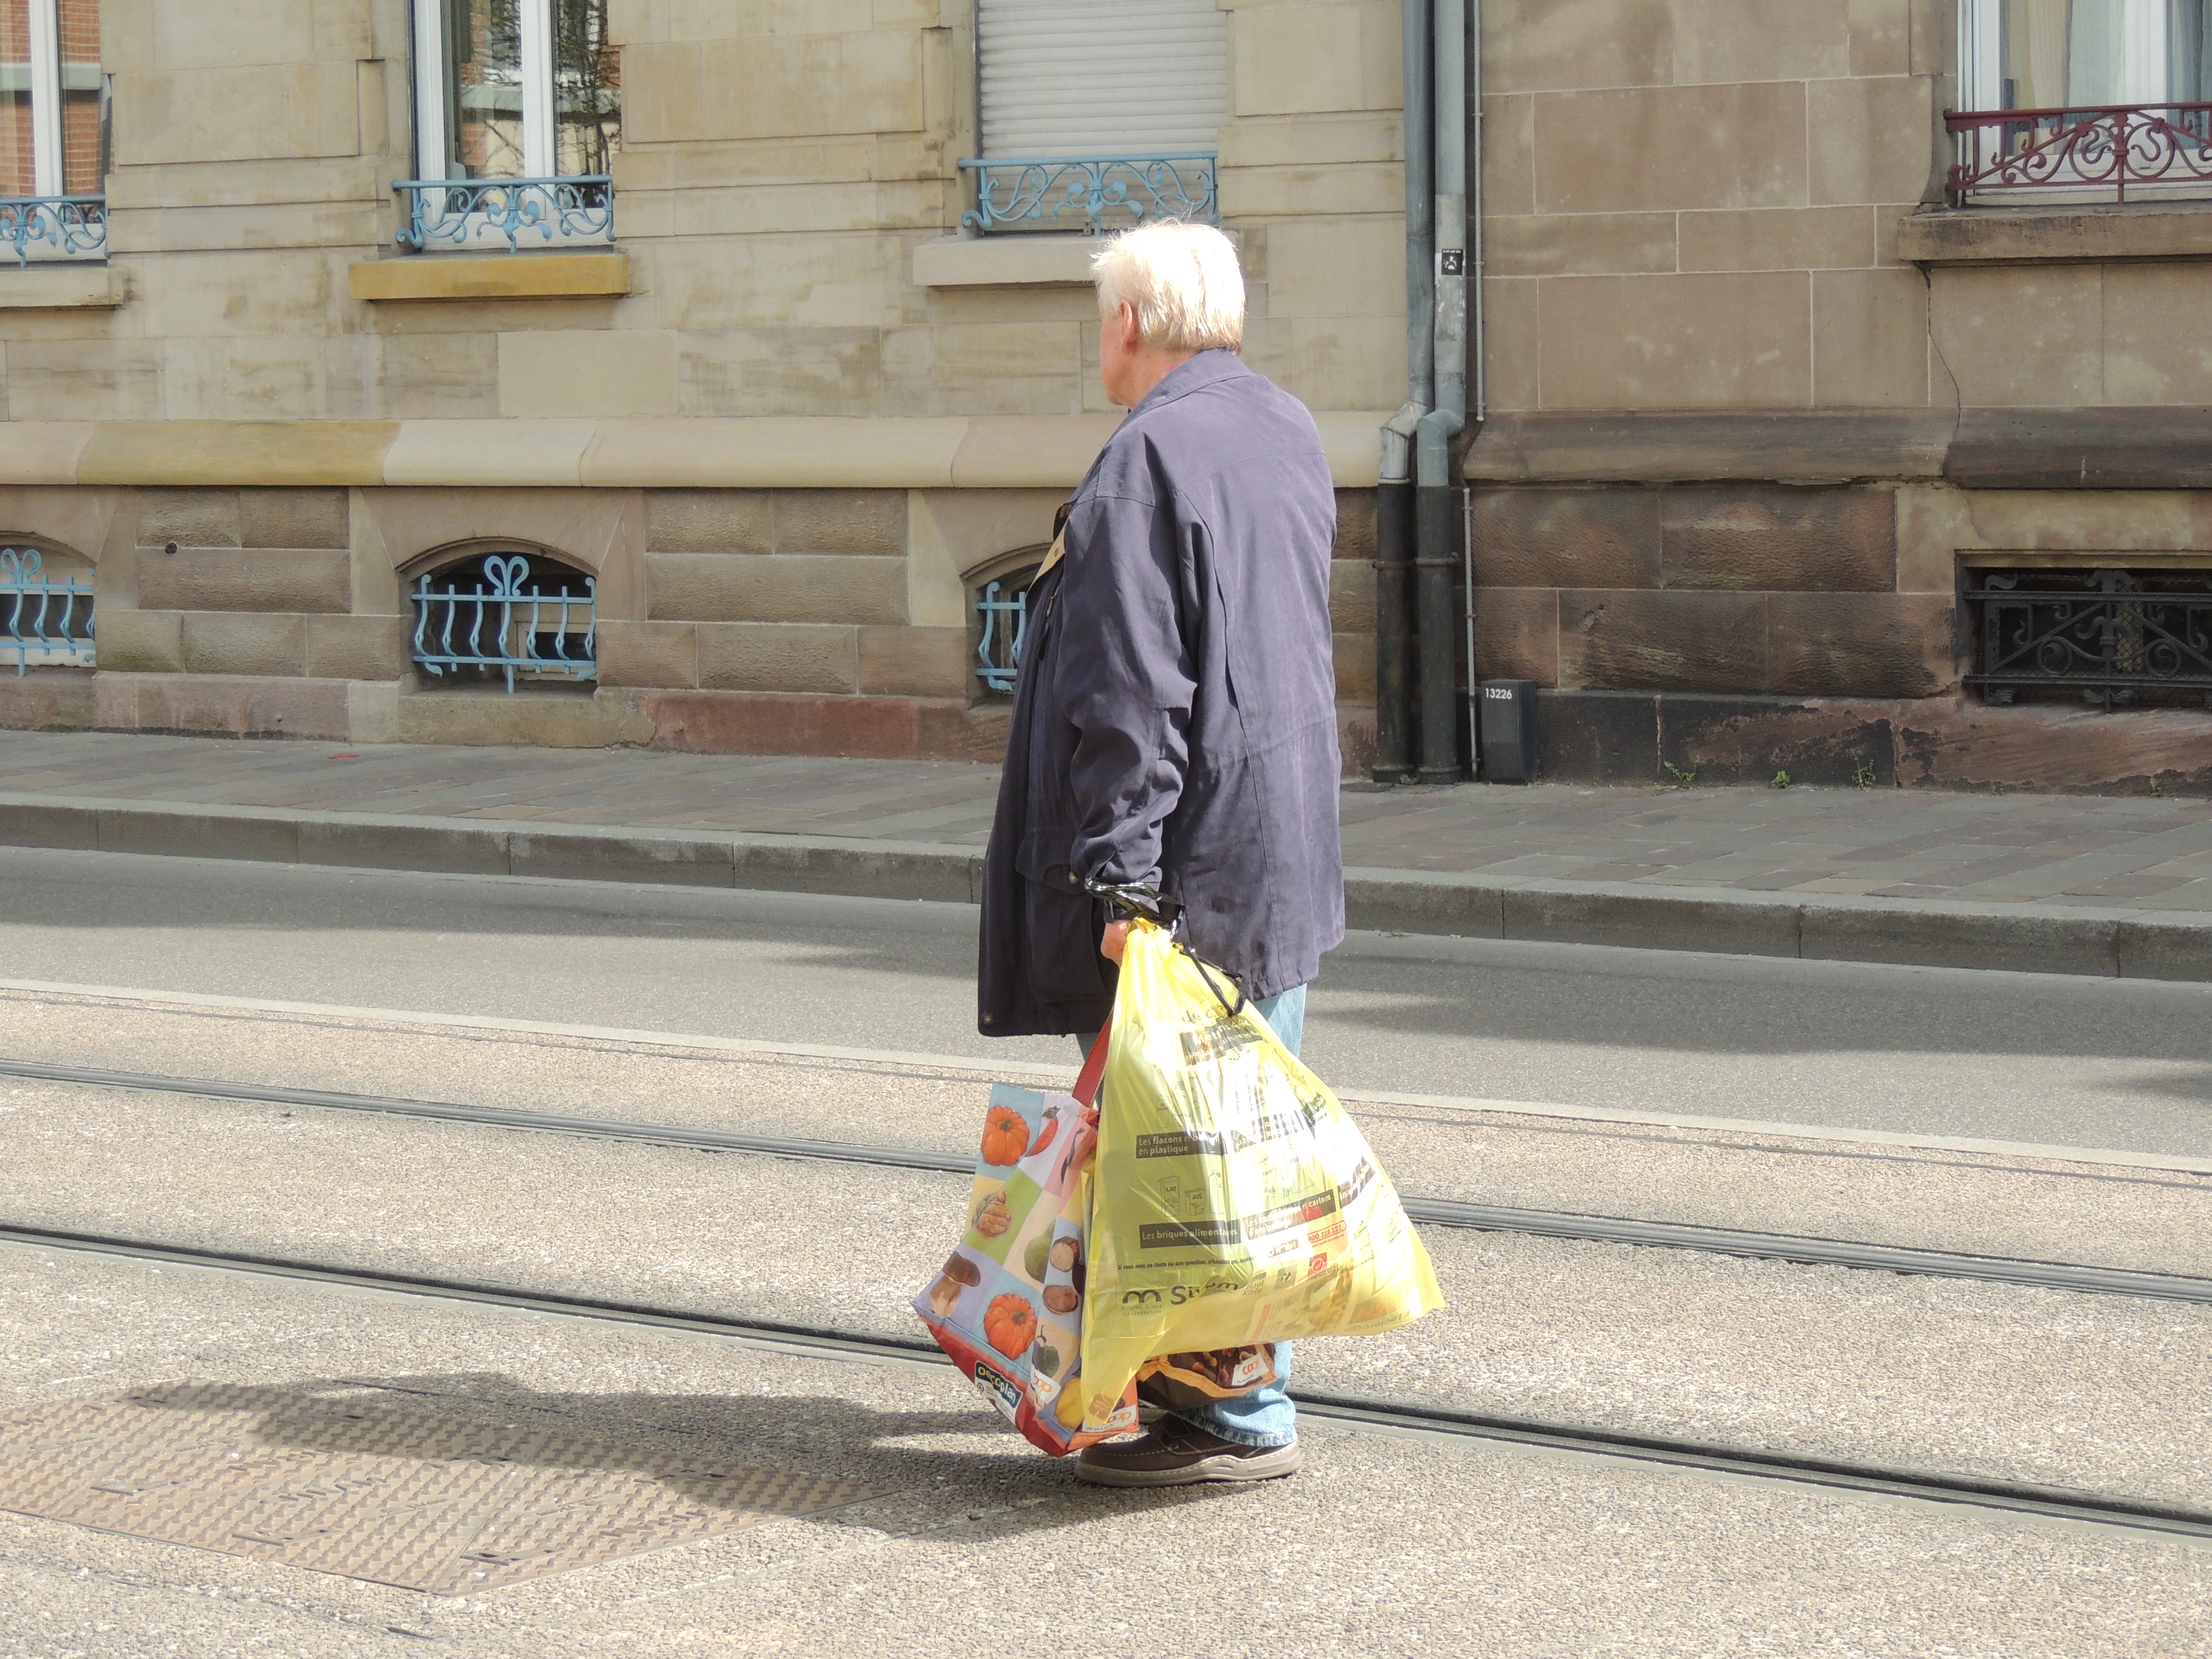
[912,1032,1140,1456]
[1069,919,1446,1431]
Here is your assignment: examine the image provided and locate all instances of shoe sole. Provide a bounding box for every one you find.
[1075,1442,1304,1488]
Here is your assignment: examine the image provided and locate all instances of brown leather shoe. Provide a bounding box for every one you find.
[1075,1423,1303,1487]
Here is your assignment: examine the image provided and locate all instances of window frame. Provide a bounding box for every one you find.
[22,0,63,198]
[5,0,109,266]
[1951,0,2212,206]
[961,0,1225,236]
[411,0,559,184]
[1959,0,2002,114]
[1959,0,2196,110]
[400,0,613,253]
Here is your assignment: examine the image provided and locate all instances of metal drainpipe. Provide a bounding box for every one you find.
[1463,0,1485,776]
[1416,0,1468,787]
[1412,0,1468,783]
[1373,0,1433,785]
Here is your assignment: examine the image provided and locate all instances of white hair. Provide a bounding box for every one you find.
[1091,220,1245,353]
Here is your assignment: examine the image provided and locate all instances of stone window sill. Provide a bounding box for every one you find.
[1898,201,2212,264]
[349,251,630,302]
[911,235,1098,289]
[0,265,124,310]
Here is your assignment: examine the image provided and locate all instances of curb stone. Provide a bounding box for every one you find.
[2,792,2209,984]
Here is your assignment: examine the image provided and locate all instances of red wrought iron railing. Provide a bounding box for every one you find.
[1949,102,2212,201]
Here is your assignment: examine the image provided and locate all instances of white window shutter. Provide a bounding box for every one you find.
[977,0,1230,158]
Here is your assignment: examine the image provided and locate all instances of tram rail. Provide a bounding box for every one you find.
[6,1220,2210,1547]
[4,1055,2208,1307]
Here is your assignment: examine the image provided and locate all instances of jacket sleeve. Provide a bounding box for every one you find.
[1054,487,1196,890]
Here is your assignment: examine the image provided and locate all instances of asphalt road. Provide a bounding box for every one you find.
[1,845,2208,1156]
[6,847,2211,1656]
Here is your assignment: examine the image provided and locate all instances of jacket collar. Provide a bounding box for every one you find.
[1129,349,1250,419]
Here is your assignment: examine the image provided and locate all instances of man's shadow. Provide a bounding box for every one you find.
[118,1373,1239,1542]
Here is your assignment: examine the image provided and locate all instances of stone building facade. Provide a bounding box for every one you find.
[1465,0,2212,791]
[0,0,1397,765]
[4,0,2212,791]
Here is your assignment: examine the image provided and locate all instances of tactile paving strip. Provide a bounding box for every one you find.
[0,1384,887,1594]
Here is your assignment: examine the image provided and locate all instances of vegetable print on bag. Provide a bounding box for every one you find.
[911,1031,1139,1456]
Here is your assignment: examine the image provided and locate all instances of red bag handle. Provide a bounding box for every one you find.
[1072,1022,1111,1106]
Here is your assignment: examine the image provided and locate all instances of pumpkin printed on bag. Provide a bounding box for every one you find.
[980,1104,1031,1166]
[983,1292,1039,1358]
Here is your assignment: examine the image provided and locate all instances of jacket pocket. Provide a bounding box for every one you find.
[1015,829,1113,1005]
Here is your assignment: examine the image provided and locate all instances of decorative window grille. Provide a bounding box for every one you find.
[397,0,618,251]
[409,550,595,692]
[974,565,1039,694]
[1953,0,2212,200]
[0,545,93,673]
[962,0,1224,234]
[1,0,107,265]
[1964,566,2212,706]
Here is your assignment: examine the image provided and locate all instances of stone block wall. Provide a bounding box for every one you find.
[1470,485,1955,702]
[1462,471,2212,793]
[0,479,1385,768]
[12,0,1410,426]
[1479,0,1946,415]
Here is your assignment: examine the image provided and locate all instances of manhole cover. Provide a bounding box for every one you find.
[0,1385,887,1594]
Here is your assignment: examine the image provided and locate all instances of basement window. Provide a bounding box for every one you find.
[408,548,595,692]
[1963,564,2212,707]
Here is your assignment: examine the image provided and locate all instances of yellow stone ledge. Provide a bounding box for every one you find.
[348,252,630,302]
[1,412,1394,491]
[0,264,126,309]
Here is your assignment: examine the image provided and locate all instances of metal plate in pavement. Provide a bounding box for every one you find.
[0,1384,886,1594]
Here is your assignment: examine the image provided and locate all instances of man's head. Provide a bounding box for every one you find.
[1092,220,1245,409]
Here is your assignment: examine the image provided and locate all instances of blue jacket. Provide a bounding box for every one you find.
[977,350,1345,1038]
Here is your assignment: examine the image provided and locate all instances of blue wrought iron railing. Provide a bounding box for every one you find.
[392,176,614,252]
[975,575,1033,692]
[0,548,95,675]
[959,155,1217,236]
[0,196,107,266]
[410,554,595,693]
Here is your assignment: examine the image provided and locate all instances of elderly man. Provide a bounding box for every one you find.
[976,220,1344,1487]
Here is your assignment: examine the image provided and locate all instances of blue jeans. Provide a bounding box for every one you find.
[1079,983,1305,1448]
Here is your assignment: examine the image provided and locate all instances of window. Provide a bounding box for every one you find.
[0,543,94,673]
[962,0,1226,234]
[974,565,1039,693]
[1,0,105,264]
[400,0,619,252]
[1964,564,2212,707]
[409,549,596,693]
[1955,0,2212,200]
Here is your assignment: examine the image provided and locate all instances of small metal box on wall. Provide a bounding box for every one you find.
[1478,679,1538,783]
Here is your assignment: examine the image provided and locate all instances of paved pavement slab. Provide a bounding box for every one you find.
[7,732,2212,978]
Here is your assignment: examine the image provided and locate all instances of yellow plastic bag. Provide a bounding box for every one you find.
[1072,920,1446,1430]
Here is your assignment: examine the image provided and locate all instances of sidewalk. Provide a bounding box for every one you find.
[2,730,2211,981]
